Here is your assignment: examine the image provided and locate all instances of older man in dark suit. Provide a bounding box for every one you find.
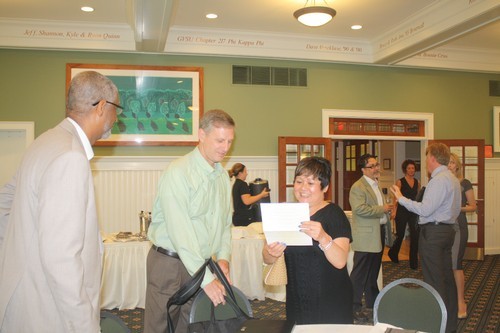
[349,154,393,319]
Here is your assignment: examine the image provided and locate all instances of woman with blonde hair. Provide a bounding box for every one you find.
[448,152,476,319]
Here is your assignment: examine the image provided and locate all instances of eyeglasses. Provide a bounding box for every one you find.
[364,163,380,169]
[92,100,123,115]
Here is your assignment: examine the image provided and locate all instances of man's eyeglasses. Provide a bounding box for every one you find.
[92,100,124,115]
[364,163,380,169]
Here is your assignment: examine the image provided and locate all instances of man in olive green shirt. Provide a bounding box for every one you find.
[144,109,235,333]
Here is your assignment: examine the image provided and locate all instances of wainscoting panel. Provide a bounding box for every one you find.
[485,158,500,254]
[92,169,163,234]
[91,156,278,234]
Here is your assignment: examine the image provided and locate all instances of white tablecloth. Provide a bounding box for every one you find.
[100,240,151,310]
[292,323,397,333]
[292,324,373,333]
[292,323,398,333]
[230,224,287,302]
[230,236,266,300]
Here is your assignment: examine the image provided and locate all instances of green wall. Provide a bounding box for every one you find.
[1,49,499,156]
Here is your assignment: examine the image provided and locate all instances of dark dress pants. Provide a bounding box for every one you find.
[389,215,406,257]
[419,224,457,333]
[389,215,420,268]
[408,219,420,268]
[351,225,385,310]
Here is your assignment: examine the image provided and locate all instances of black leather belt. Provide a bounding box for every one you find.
[420,221,452,226]
[152,245,180,259]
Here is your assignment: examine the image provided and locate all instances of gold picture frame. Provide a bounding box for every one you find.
[66,63,203,146]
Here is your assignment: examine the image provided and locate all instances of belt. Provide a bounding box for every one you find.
[152,245,180,259]
[420,221,452,226]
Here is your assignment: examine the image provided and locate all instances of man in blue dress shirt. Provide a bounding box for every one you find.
[391,142,461,333]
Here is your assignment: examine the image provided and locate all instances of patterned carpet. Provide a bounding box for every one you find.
[106,255,499,333]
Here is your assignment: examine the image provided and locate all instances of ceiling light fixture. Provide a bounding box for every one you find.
[294,0,336,27]
[206,13,218,19]
[81,6,94,13]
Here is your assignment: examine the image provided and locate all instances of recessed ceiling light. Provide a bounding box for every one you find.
[81,6,94,13]
[351,25,362,30]
[206,13,218,19]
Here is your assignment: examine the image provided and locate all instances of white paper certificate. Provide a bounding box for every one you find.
[260,202,312,246]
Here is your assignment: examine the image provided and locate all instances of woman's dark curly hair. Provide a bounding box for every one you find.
[401,159,416,173]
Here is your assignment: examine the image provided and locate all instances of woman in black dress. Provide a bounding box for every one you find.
[263,157,353,324]
[229,163,269,226]
[388,159,420,269]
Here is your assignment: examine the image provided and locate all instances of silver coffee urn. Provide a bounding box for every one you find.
[139,211,151,238]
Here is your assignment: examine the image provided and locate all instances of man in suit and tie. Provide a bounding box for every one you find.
[0,71,122,332]
[349,154,393,319]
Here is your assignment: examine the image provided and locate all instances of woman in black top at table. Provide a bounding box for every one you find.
[229,163,269,226]
[263,157,353,324]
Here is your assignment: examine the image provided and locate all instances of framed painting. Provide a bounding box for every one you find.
[66,64,203,146]
[383,158,391,170]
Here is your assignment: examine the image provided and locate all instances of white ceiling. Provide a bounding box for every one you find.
[0,0,499,72]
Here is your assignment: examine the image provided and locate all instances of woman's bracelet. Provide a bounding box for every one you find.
[318,239,333,252]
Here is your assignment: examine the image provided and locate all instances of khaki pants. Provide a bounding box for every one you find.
[144,248,193,333]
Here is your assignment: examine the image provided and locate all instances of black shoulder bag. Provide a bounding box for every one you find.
[166,258,252,333]
[167,258,295,333]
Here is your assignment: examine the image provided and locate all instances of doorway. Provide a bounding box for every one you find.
[335,140,370,210]
[334,140,422,211]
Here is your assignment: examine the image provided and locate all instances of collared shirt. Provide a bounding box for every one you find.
[67,117,94,160]
[148,147,232,287]
[398,165,461,225]
[363,175,387,225]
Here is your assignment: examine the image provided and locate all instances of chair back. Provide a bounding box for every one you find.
[373,278,447,333]
[189,286,253,324]
[100,311,131,333]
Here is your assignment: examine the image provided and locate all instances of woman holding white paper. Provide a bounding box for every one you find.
[263,156,353,324]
